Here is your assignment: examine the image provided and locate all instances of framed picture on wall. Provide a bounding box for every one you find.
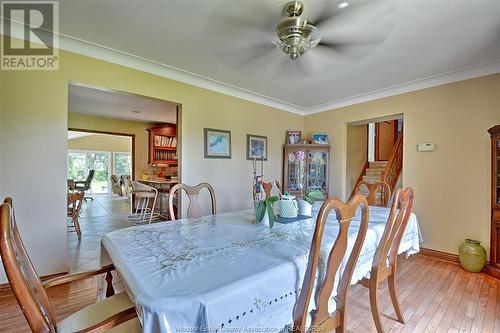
[312,133,329,144]
[246,134,267,160]
[204,128,231,159]
[286,130,302,144]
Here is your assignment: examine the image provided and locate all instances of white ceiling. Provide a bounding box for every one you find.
[67,131,93,140]
[56,0,500,114]
[68,84,178,123]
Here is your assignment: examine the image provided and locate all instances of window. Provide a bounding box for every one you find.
[68,150,111,194]
[68,150,132,194]
[368,123,375,162]
[113,152,132,177]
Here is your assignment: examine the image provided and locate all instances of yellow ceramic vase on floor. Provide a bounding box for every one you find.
[458,239,487,273]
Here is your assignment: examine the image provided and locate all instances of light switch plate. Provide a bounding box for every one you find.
[417,143,435,152]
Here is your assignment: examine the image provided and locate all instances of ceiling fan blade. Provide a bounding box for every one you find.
[236,42,278,68]
[316,40,379,61]
[206,0,280,40]
[317,41,350,53]
[313,0,395,31]
[308,0,342,27]
[320,27,390,46]
[292,50,334,76]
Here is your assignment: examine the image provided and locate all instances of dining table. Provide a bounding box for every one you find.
[99,203,422,333]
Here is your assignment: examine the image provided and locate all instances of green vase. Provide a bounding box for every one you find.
[458,239,487,273]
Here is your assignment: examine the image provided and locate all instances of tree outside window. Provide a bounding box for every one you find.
[113,153,131,177]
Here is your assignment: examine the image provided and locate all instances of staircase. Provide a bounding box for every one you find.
[362,161,388,184]
[351,129,403,201]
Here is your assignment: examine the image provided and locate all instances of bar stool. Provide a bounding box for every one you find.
[129,181,159,224]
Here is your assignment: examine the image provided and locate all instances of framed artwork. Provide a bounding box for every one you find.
[286,130,302,144]
[312,133,329,144]
[246,134,267,160]
[204,128,231,159]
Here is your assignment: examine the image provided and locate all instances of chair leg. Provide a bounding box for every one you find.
[388,274,405,323]
[73,216,82,240]
[105,270,115,298]
[149,194,157,224]
[369,280,385,333]
[141,198,149,222]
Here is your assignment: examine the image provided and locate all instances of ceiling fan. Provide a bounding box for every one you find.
[207,0,395,76]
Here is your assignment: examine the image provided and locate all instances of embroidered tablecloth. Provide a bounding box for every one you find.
[100,205,422,333]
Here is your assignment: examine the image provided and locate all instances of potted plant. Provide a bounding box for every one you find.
[298,190,324,216]
[255,196,279,228]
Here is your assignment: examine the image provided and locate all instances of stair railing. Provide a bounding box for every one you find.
[381,129,403,193]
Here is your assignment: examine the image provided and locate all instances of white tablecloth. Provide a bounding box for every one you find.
[100,205,422,333]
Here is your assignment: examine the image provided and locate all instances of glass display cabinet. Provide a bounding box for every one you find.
[283,144,330,198]
[487,125,500,279]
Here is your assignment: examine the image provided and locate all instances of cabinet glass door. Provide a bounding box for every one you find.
[286,150,305,193]
[496,139,500,205]
[307,151,328,192]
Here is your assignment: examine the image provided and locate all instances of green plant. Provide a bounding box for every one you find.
[304,190,324,205]
[256,196,279,227]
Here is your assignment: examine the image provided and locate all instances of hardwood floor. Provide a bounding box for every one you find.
[1,255,499,332]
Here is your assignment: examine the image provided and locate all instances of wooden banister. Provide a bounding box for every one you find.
[381,129,403,193]
[349,160,369,199]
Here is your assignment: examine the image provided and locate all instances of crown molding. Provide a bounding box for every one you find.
[58,35,500,115]
[305,59,500,115]
[2,19,499,116]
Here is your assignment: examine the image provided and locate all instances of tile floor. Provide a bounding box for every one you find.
[67,193,133,272]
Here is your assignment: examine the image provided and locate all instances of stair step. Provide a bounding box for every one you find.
[369,161,388,169]
[362,175,382,184]
[365,168,384,176]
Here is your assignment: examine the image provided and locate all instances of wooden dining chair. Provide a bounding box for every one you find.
[67,191,85,240]
[252,180,282,201]
[168,182,216,220]
[0,197,141,333]
[291,194,370,333]
[359,187,414,333]
[354,181,391,207]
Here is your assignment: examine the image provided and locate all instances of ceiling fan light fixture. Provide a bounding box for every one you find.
[274,1,321,60]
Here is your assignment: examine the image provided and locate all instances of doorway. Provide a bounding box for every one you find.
[368,119,403,162]
[347,114,404,199]
[66,82,181,272]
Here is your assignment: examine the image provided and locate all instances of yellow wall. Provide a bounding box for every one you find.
[68,113,151,176]
[68,133,132,153]
[0,68,3,200]
[0,44,303,279]
[346,124,367,197]
[304,73,500,255]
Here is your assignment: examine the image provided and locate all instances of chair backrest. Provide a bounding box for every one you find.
[371,187,414,273]
[131,180,155,192]
[67,191,85,217]
[168,182,216,220]
[252,180,282,201]
[110,175,119,185]
[122,176,132,196]
[85,169,95,185]
[355,181,391,207]
[292,195,370,333]
[0,198,57,332]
